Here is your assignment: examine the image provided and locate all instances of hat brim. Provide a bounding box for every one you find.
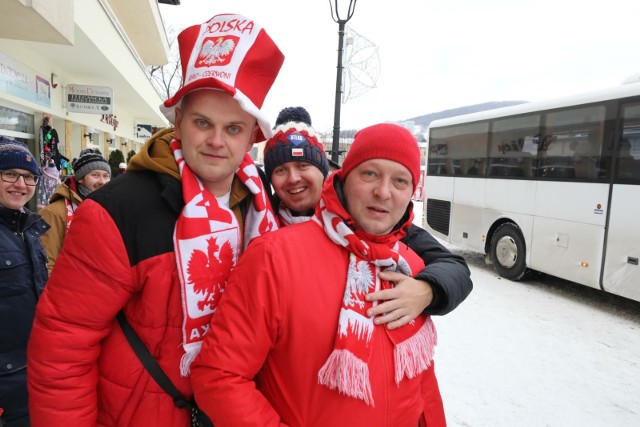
[160,79,272,142]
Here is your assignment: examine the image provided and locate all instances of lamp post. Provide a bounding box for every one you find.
[329,0,357,164]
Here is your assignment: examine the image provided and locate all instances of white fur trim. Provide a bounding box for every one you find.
[159,87,272,141]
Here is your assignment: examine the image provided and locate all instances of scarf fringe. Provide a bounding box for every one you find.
[318,349,375,407]
[393,320,438,385]
[180,341,203,377]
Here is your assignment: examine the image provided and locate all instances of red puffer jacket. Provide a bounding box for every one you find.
[27,129,253,426]
[28,187,190,426]
[191,220,446,427]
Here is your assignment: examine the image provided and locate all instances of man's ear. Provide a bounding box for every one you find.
[174,108,183,139]
[246,123,260,152]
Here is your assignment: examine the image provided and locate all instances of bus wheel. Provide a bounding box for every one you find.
[490,223,528,281]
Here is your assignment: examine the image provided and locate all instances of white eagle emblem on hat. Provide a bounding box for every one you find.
[196,37,237,66]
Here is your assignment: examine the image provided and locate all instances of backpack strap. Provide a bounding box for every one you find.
[116,310,191,410]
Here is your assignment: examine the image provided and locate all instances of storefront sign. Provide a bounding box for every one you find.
[100,114,119,131]
[0,51,51,108]
[136,124,153,139]
[65,84,113,114]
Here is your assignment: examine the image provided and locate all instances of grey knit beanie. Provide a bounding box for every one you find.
[73,149,110,180]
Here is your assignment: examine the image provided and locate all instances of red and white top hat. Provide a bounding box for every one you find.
[160,13,285,141]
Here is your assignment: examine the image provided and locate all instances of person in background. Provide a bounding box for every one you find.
[27,13,284,426]
[0,137,49,427]
[72,149,112,196]
[264,107,473,324]
[38,148,111,274]
[36,160,61,210]
[118,162,127,176]
[191,123,447,426]
[263,107,329,225]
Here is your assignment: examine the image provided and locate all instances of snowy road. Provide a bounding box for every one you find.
[433,245,640,427]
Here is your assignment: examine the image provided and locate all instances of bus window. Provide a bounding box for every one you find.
[465,158,485,176]
[539,106,605,180]
[488,114,540,178]
[617,104,640,183]
[428,121,488,176]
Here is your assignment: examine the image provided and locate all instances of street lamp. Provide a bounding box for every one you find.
[329,0,357,164]
[83,127,95,140]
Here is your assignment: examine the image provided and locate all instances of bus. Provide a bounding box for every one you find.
[423,83,640,303]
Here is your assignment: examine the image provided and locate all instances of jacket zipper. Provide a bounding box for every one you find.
[378,329,392,426]
[0,364,27,376]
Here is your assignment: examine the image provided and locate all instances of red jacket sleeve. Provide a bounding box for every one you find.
[27,200,135,427]
[190,237,288,427]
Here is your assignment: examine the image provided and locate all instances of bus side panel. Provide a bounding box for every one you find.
[424,175,455,199]
[449,205,485,251]
[450,177,486,250]
[423,176,455,241]
[485,179,537,215]
[532,182,609,226]
[529,217,603,289]
[528,182,607,288]
[603,185,640,302]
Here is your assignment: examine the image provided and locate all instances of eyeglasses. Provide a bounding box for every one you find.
[0,170,40,186]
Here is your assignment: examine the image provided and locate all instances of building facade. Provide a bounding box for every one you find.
[0,0,170,208]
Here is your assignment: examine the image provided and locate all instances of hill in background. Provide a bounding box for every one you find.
[327,101,529,141]
[406,100,528,130]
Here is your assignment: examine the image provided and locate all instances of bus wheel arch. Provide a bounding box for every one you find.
[490,222,529,281]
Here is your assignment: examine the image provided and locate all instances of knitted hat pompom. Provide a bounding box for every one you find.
[274,106,312,128]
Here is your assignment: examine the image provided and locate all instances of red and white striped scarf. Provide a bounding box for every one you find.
[64,178,80,231]
[313,174,437,406]
[64,198,77,231]
[277,205,310,227]
[170,137,278,376]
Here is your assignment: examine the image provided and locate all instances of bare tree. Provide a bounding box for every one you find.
[147,25,182,100]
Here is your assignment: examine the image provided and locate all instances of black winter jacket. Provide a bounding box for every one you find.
[403,224,473,315]
[0,205,49,425]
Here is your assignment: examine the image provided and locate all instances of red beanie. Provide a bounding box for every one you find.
[338,123,421,191]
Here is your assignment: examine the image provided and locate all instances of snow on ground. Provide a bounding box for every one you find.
[432,244,640,427]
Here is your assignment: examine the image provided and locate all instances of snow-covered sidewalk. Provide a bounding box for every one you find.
[433,247,640,427]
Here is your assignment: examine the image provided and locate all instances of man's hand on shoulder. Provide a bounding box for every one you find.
[365,271,433,330]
